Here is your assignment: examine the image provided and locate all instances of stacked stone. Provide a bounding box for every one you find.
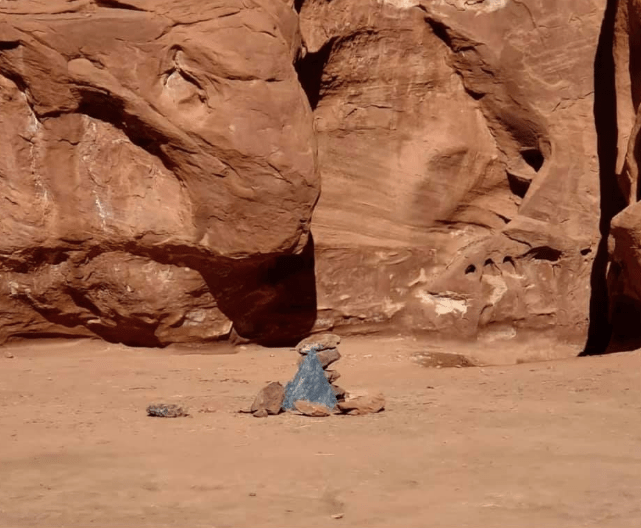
[295,333,347,402]
[248,333,384,417]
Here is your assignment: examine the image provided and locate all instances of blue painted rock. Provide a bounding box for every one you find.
[283,351,338,411]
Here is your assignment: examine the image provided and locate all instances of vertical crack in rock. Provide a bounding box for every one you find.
[583,0,627,355]
[595,0,641,353]
[93,0,146,11]
[295,38,335,110]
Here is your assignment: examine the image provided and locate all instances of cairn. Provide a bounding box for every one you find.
[295,334,347,404]
[249,333,384,417]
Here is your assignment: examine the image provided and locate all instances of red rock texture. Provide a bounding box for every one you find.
[298,0,603,353]
[0,0,318,346]
[0,0,619,354]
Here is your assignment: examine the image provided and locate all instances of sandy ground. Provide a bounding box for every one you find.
[2,336,641,528]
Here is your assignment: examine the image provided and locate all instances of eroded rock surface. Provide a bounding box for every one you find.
[0,0,613,353]
[297,0,602,352]
[0,0,318,346]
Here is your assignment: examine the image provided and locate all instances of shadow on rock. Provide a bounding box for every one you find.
[201,233,318,348]
[582,0,627,356]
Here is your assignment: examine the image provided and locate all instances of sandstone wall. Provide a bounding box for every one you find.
[0,0,611,353]
[0,0,318,346]
[299,0,604,353]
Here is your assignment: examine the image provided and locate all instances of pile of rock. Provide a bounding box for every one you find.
[295,333,347,403]
[249,334,385,418]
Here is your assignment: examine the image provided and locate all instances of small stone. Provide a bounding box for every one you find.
[324,370,341,383]
[250,381,285,415]
[147,403,189,418]
[296,333,341,355]
[294,400,332,417]
[316,348,341,369]
[4,351,14,359]
[337,394,385,415]
[253,409,269,418]
[296,348,341,369]
[331,385,347,401]
[332,513,344,520]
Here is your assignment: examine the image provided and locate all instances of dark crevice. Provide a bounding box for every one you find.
[201,233,318,347]
[295,39,335,110]
[507,172,531,198]
[463,86,485,100]
[423,15,478,52]
[582,0,628,356]
[521,148,545,172]
[0,41,21,51]
[605,293,641,352]
[93,0,146,11]
[524,246,562,262]
[293,0,304,13]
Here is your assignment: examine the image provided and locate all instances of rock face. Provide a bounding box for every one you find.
[0,0,616,353]
[297,0,603,352]
[0,0,318,346]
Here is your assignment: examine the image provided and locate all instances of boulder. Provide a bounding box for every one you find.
[0,0,318,347]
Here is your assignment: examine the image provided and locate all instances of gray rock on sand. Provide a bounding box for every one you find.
[147,403,189,417]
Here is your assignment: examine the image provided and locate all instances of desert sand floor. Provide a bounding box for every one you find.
[1,336,641,528]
